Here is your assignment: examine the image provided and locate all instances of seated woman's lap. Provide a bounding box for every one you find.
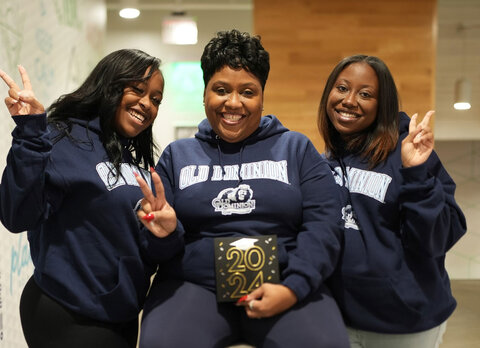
[139,279,349,348]
[241,284,349,348]
[140,278,240,348]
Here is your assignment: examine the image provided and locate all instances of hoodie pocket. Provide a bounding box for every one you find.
[96,256,148,321]
[341,271,428,329]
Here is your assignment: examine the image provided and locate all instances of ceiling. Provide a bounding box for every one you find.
[105,0,252,11]
[435,0,480,139]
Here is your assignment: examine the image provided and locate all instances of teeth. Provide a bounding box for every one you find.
[338,111,357,118]
[129,110,145,122]
[223,114,243,121]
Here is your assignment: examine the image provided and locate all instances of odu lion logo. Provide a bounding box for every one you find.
[342,204,359,230]
[212,184,256,215]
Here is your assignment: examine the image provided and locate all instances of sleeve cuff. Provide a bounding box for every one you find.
[143,226,184,262]
[12,113,48,138]
[400,162,429,184]
[282,273,311,302]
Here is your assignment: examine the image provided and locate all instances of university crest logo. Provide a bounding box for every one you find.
[342,204,360,230]
[212,184,256,215]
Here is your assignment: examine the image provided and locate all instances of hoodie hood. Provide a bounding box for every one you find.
[398,111,411,138]
[70,116,103,136]
[194,115,290,184]
[53,116,130,148]
[195,115,289,145]
[49,116,103,140]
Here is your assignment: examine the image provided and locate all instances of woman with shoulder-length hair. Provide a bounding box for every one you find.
[318,54,466,348]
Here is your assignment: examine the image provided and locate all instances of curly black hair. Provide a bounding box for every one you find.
[201,29,270,90]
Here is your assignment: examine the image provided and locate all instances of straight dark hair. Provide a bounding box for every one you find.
[47,48,162,173]
[201,29,270,90]
[317,55,399,168]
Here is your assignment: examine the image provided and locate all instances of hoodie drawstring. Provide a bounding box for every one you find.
[215,135,247,187]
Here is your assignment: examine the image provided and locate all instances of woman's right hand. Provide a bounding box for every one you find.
[135,167,177,238]
[0,65,45,116]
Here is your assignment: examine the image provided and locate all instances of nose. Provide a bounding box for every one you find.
[342,92,357,108]
[225,92,242,109]
[139,95,151,111]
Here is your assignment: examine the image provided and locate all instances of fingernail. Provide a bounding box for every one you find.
[142,213,154,222]
[236,295,248,305]
[150,166,155,172]
[133,171,139,177]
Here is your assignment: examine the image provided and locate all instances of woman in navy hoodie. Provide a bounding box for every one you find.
[0,49,181,348]
[138,29,350,348]
[318,54,467,347]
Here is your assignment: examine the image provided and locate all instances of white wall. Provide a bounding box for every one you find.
[435,0,480,140]
[0,1,105,346]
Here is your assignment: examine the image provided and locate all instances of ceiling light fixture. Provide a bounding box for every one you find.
[119,7,140,19]
[119,0,140,19]
[162,11,198,45]
[454,78,472,110]
[453,23,480,110]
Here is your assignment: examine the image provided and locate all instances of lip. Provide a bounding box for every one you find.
[128,108,148,124]
[335,109,361,122]
[221,112,245,125]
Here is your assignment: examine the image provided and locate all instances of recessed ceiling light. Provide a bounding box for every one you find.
[119,7,140,19]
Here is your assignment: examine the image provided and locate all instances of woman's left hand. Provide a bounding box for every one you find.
[401,110,435,168]
[236,283,298,319]
[135,167,177,238]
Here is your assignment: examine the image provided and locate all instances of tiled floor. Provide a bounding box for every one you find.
[442,280,480,348]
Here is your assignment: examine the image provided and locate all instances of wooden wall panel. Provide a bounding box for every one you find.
[254,0,436,151]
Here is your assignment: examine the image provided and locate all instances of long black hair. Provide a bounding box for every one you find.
[318,54,399,168]
[47,48,162,173]
[201,29,270,90]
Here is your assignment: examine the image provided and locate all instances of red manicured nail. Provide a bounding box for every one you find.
[142,213,154,222]
[236,295,248,305]
[133,171,139,177]
[150,166,155,172]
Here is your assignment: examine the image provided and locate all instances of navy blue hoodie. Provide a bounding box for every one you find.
[0,114,183,323]
[325,112,467,333]
[156,115,342,301]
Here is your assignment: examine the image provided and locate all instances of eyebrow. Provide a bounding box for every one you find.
[212,80,259,88]
[337,78,376,89]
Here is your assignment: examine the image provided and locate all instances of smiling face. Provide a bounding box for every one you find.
[204,66,263,143]
[327,62,379,137]
[114,68,164,138]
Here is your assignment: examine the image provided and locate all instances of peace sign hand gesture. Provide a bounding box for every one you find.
[135,167,177,238]
[401,110,435,168]
[0,65,45,116]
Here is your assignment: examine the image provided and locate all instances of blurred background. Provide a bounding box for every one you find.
[0,0,478,346]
